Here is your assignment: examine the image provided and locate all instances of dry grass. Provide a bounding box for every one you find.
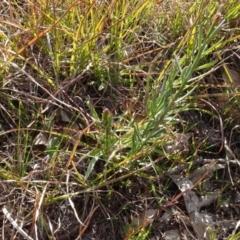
[0,0,240,239]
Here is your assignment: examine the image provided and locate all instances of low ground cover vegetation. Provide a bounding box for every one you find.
[0,0,240,239]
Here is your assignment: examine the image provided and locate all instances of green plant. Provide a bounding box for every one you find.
[0,0,240,239]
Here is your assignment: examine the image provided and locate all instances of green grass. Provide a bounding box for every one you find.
[0,0,240,239]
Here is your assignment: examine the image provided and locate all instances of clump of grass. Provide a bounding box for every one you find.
[0,0,240,239]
